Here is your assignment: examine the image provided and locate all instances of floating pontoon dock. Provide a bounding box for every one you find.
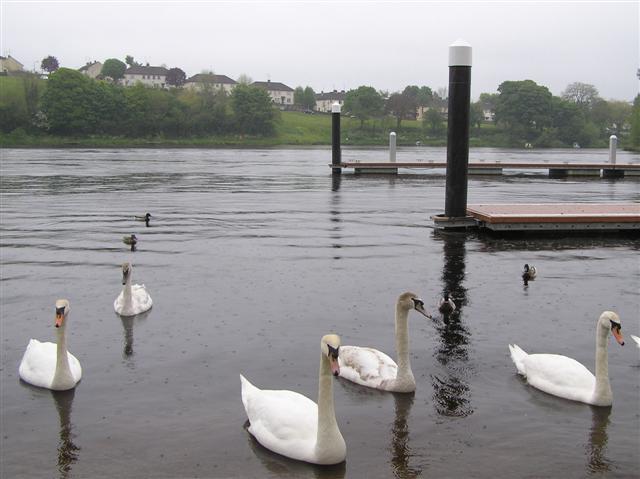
[439,203,640,232]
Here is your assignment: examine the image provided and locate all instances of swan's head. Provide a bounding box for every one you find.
[122,262,131,284]
[54,299,70,328]
[399,292,432,319]
[523,264,530,272]
[600,311,624,346]
[321,334,341,376]
[443,292,450,301]
[145,213,151,220]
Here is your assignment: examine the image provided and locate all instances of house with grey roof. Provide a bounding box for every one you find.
[251,80,294,107]
[315,90,346,113]
[124,65,169,88]
[0,55,24,74]
[184,73,237,93]
[78,61,102,79]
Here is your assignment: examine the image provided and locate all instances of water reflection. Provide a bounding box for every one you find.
[390,393,421,479]
[431,232,473,417]
[51,389,80,479]
[118,310,151,367]
[245,422,346,478]
[329,175,343,260]
[585,406,613,475]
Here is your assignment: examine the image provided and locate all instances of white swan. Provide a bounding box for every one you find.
[114,262,152,316]
[438,292,456,314]
[240,334,346,465]
[338,292,432,393]
[631,335,640,348]
[18,299,82,391]
[509,311,625,406]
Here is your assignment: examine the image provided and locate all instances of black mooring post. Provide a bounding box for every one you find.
[445,40,472,218]
[331,102,341,175]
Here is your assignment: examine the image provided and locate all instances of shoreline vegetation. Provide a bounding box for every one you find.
[1,71,638,151]
[2,111,638,150]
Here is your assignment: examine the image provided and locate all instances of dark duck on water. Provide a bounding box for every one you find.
[522,264,537,285]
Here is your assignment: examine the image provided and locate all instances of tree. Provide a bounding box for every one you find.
[231,84,278,135]
[41,68,98,134]
[561,82,600,111]
[294,86,316,110]
[101,58,127,81]
[494,80,553,141]
[385,91,417,130]
[630,95,640,149]
[166,67,186,87]
[236,74,252,85]
[343,86,384,128]
[469,101,484,129]
[41,56,59,74]
[423,107,445,135]
[125,55,141,68]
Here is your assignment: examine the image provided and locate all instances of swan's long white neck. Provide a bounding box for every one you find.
[122,272,133,304]
[52,323,73,389]
[593,320,612,404]
[316,352,341,455]
[395,303,413,381]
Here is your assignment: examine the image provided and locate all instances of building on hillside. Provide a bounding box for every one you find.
[0,55,24,74]
[123,65,169,88]
[315,90,346,113]
[79,61,103,79]
[251,80,294,107]
[184,74,237,93]
[416,105,448,121]
[483,109,495,122]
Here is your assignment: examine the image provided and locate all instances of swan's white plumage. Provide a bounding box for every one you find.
[631,335,640,348]
[338,292,430,393]
[114,263,152,316]
[509,311,623,406]
[241,375,320,462]
[19,339,82,390]
[240,334,346,465]
[338,346,398,390]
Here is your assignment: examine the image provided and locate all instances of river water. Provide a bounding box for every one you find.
[1,147,639,478]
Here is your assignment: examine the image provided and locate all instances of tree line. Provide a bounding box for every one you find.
[1,68,278,137]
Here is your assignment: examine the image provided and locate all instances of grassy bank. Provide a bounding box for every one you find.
[0,110,620,149]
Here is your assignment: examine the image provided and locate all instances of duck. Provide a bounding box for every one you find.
[123,234,137,251]
[114,262,153,316]
[338,292,432,393]
[438,292,456,315]
[18,299,82,391]
[522,264,536,285]
[240,334,346,465]
[509,311,625,406]
[631,335,640,348]
[134,213,152,227]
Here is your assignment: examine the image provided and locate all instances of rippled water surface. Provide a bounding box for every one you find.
[1,147,639,478]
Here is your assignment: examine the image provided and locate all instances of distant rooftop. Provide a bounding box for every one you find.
[125,65,169,76]
[186,73,237,84]
[251,80,294,92]
[316,90,346,101]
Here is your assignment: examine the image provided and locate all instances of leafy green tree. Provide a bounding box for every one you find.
[469,101,484,129]
[343,86,384,128]
[179,84,230,135]
[403,85,433,107]
[423,107,445,135]
[41,68,98,134]
[630,95,640,149]
[294,86,316,110]
[41,56,59,73]
[125,55,140,68]
[494,80,553,141]
[294,87,305,107]
[479,93,499,115]
[166,67,186,87]
[231,84,278,135]
[101,58,127,81]
[385,91,417,130]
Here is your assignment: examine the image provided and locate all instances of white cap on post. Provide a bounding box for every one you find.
[449,39,472,67]
[332,102,341,114]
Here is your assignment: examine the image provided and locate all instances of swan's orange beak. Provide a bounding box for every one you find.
[329,356,340,376]
[612,327,625,346]
[55,314,64,328]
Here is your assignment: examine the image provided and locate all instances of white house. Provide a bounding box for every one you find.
[0,55,24,74]
[315,90,346,113]
[78,61,102,79]
[184,73,237,93]
[251,80,294,106]
[123,65,169,88]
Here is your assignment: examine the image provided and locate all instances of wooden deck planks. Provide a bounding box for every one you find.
[466,203,640,224]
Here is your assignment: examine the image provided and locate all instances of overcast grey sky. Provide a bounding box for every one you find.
[1,0,638,101]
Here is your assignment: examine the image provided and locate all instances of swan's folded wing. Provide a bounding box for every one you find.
[339,345,397,388]
[19,340,57,388]
[132,284,153,311]
[524,353,595,400]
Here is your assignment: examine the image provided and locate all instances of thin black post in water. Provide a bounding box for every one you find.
[445,40,472,218]
[331,102,342,175]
